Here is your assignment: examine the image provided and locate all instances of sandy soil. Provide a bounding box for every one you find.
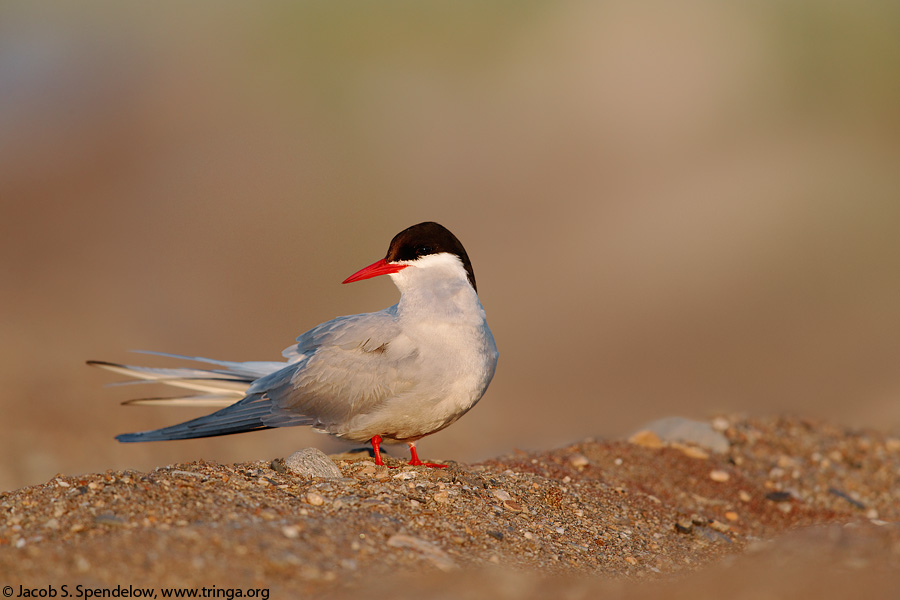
[2,415,899,599]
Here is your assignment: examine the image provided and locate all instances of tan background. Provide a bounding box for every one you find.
[2,1,899,492]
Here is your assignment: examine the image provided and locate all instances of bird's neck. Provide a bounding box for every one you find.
[394,278,485,326]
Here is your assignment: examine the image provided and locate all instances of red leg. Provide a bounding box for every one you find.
[407,442,448,468]
[371,435,399,469]
[371,435,386,466]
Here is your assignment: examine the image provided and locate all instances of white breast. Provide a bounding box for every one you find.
[328,253,499,442]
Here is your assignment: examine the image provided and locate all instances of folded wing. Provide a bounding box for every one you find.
[109,308,415,442]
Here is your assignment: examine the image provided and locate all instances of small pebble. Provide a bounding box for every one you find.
[491,489,512,502]
[709,520,730,532]
[675,444,710,460]
[567,453,591,468]
[282,525,302,539]
[711,417,730,431]
[765,491,792,502]
[432,491,451,504]
[675,520,693,534]
[725,511,739,521]
[709,470,730,482]
[503,500,525,513]
[74,555,91,573]
[628,430,663,449]
[776,455,796,468]
[739,490,752,502]
[306,492,326,506]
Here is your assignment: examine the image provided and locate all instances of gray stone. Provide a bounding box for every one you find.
[637,416,730,453]
[387,534,457,572]
[283,448,343,478]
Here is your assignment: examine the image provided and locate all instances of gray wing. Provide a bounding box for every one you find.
[115,391,312,442]
[116,308,414,442]
[257,307,417,431]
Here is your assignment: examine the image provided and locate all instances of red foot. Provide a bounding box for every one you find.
[408,443,448,469]
[369,436,448,468]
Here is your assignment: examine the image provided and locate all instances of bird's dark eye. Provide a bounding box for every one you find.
[416,245,433,256]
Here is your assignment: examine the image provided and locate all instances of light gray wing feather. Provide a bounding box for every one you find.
[259,307,417,431]
[115,307,414,442]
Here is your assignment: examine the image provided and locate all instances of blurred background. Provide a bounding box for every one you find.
[1,1,899,492]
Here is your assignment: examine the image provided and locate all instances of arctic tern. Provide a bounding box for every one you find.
[89,221,498,467]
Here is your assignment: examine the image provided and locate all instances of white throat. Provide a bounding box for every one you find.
[389,253,471,294]
[388,253,483,323]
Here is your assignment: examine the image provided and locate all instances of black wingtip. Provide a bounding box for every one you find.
[87,360,121,368]
[120,398,174,406]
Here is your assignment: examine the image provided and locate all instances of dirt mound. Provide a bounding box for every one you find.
[2,415,899,598]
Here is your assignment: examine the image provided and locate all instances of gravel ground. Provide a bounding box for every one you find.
[2,414,899,598]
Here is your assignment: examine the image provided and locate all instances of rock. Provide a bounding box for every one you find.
[283,448,343,478]
[765,491,793,502]
[709,469,730,482]
[711,416,731,431]
[282,525,302,539]
[567,453,591,468]
[628,430,664,448]
[709,520,730,532]
[674,444,710,460]
[491,489,512,502]
[634,417,730,453]
[674,519,694,534]
[386,534,457,572]
[305,492,326,506]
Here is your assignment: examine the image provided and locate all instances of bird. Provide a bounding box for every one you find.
[88,221,498,467]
